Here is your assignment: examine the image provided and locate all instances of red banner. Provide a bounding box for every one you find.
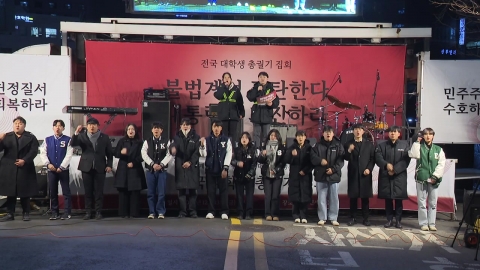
[85,42,406,138]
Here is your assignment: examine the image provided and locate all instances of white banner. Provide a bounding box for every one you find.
[421,51,480,143]
[0,54,71,139]
[64,156,456,213]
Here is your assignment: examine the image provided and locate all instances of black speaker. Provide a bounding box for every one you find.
[142,100,171,140]
[464,189,480,226]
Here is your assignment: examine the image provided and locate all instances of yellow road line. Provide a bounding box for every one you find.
[224,217,241,270]
[253,218,269,270]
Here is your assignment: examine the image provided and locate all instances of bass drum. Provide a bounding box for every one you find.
[339,126,375,146]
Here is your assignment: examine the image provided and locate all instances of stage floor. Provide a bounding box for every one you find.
[0,207,477,270]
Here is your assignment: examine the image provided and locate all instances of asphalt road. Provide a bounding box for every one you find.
[0,210,477,270]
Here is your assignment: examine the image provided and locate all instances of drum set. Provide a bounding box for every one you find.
[317,95,404,144]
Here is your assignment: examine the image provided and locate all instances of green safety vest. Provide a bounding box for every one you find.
[253,89,271,104]
[220,91,236,102]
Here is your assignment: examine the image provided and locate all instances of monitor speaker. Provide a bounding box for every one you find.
[142,100,171,140]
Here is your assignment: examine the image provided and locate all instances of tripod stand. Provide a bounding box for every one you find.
[451,177,480,260]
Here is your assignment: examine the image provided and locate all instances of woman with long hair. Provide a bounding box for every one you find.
[257,129,286,221]
[114,124,146,218]
[231,132,257,220]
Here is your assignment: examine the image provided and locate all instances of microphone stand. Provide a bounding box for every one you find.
[285,110,292,148]
[372,71,380,140]
[319,72,341,138]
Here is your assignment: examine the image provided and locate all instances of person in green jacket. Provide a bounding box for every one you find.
[408,128,446,232]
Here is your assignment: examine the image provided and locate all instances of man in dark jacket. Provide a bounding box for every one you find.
[0,116,39,222]
[375,126,411,229]
[311,126,344,226]
[141,121,172,219]
[200,119,233,220]
[246,72,280,147]
[171,118,201,218]
[213,72,245,145]
[344,124,375,226]
[284,130,313,224]
[71,118,113,220]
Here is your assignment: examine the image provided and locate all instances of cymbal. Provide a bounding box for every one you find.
[377,105,395,107]
[337,102,361,110]
[326,95,342,104]
[328,111,344,114]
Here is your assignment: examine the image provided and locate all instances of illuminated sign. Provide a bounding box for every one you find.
[14,15,33,23]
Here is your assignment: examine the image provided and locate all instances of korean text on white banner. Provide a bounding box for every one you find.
[420,51,480,143]
[0,54,71,139]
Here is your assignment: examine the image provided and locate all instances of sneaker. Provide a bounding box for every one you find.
[61,213,71,220]
[272,217,279,221]
[429,225,437,231]
[301,219,307,224]
[50,213,60,220]
[206,213,214,219]
[421,225,429,231]
[294,218,301,223]
[221,214,229,220]
[266,216,273,221]
[317,220,325,225]
[158,214,165,219]
[148,214,155,219]
[331,221,340,226]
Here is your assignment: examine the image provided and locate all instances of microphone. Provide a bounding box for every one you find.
[377,70,380,80]
[338,73,342,83]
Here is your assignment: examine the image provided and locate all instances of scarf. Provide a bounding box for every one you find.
[87,131,101,151]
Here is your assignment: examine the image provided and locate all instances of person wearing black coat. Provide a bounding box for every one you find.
[257,129,286,221]
[114,124,147,218]
[310,126,345,226]
[344,124,375,226]
[213,72,245,144]
[246,71,280,147]
[0,117,39,222]
[284,130,313,223]
[170,118,201,218]
[231,132,257,220]
[375,126,411,229]
[71,118,113,220]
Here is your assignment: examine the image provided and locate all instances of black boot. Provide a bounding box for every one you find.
[23,212,30,221]
[363,219,371,226]
[95,212,103,220]
[83,211,91,220]
[0,213,14,222]
[347,218,356,226]
[395,220,403,229]
[384,220,393,228]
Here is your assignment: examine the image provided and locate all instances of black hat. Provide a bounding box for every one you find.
[87,118,100,125]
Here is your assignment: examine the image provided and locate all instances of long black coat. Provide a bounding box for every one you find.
[70,132,113,173]
[171,129,201,190]
[344,139,375,198]
[114,137,147,191]
[284,140,313,203]
[311,137,345,183]
[246,81,280,124]
[375,140,411,200]
[0,132,39,197]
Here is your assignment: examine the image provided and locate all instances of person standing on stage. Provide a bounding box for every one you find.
[375,126,411,229]
[0,116,39,222]
[344,124,375,226]
[408,128,446,231]
[141,121,172,219]
[39,119,74,220]
[231,132,257,220]
[72,118,113,220]
[213,72,245,145]
[171,118,201,219]
[257,129,286,221]
[200,119,233,220]
[246,71,280,147]
[115,124,146,219]
[311,126,345,226]
[284,130,313,224]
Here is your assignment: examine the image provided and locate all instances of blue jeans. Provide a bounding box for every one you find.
[316,181,339,221]
[146,171,167,215]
